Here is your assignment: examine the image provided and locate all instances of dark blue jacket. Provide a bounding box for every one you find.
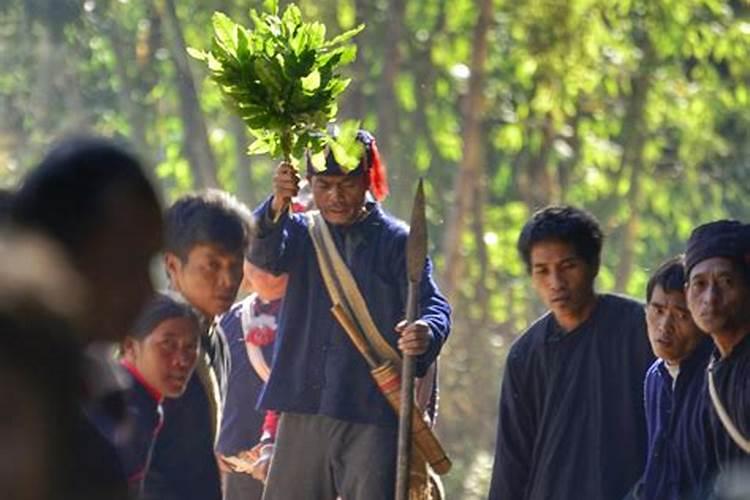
[248,199,451,427]
[708,333,750,468]
[216,296,278,455]
[143,375,221,500]
[92,362,164,493]
[489,294,654,500]
[639,338,716,500]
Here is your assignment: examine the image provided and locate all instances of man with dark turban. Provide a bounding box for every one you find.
[683,221,750,470]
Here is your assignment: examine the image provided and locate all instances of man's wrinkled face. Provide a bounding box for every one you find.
[310,173,368,226]
[166,243,244,318]
[646,285,704,364]
[530,239,597,326]
[686,257,750,336]
[123,316,199,398]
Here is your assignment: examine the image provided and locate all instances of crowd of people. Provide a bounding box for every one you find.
[0,130,747,500]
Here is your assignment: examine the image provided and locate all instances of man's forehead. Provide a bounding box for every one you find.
[189,243,242,261]
[650,285,687,305]
[690,256,739,277]
[530,240,581,265]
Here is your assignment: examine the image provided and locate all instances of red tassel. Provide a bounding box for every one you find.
[368,140,389,201]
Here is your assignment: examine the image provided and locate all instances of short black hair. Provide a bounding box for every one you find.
[164,189,252,260]
[646,256,686,303]
[130,294,198,340]
[11,136,160,258]
[517,205,604,273]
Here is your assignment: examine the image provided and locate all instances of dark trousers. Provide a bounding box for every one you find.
[262,413,397,500]
[223,471,263,500]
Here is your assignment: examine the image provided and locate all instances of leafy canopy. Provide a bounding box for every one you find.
[188,0,364,169]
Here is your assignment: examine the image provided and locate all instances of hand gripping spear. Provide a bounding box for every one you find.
[396,179,428,500]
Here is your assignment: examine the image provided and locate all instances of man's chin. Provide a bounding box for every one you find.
[322,211,353,225]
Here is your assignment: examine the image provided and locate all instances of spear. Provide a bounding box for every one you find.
[396,179,428,500]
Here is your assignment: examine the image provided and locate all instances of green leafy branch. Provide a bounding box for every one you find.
[188,0,364,170]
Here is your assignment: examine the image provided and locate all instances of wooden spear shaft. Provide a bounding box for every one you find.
[396,179,428,500]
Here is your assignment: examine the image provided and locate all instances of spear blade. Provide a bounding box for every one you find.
[406,178,427,284]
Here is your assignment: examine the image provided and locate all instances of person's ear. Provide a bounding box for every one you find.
[121,337,139,362]
[164,252,182,280]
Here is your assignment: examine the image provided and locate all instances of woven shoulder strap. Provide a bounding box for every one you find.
[708,358,750,453]
[306,211,401,367]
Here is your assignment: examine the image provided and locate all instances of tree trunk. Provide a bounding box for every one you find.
[517,111,557,209]
[613,31,654,293]
[440,0,493,302]
[341,0,371,120]
[375,0,406,213]
[471,176,490,324]
[30,25,56,134]
[157,0,219,188]
[108,21,149,157]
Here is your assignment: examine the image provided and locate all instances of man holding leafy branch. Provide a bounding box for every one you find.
[190,4,450,497]
[248,128,451,500]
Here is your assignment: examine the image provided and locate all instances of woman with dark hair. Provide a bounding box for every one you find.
[92,294,200,497]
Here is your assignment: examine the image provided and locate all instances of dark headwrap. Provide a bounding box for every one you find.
[305,129,389,201]
[684,219,750,278]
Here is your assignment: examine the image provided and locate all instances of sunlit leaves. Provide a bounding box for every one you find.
[189,4,364,163]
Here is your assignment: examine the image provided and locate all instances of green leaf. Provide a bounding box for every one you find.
[282,4,302,32]
[212,12,238,57]
[323,24,365,48]
[329,120,363,171]
[186,47,206,61]
[309,150,327,171]
[262,0,279,16]
[301,70,321,91]
[338,45,357,65]
[247,138,271,155]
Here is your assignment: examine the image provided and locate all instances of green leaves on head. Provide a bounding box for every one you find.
[307,120,365,173]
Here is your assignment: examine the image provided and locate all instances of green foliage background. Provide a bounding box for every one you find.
[1,0,749,496]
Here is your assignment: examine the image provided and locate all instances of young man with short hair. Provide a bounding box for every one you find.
[489,205,654,500]
[683,220,750,469]
[636,257,715,500]
[143,190,252,500]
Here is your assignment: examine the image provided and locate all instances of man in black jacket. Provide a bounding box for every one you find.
[489,205,654,500]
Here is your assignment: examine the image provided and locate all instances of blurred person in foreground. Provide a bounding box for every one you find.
[683,220,750,498]
[9,135,164,499]
[489,205,654,500]
[215,260,288,499]
[632,257,715,500]
[0,232,84,500]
